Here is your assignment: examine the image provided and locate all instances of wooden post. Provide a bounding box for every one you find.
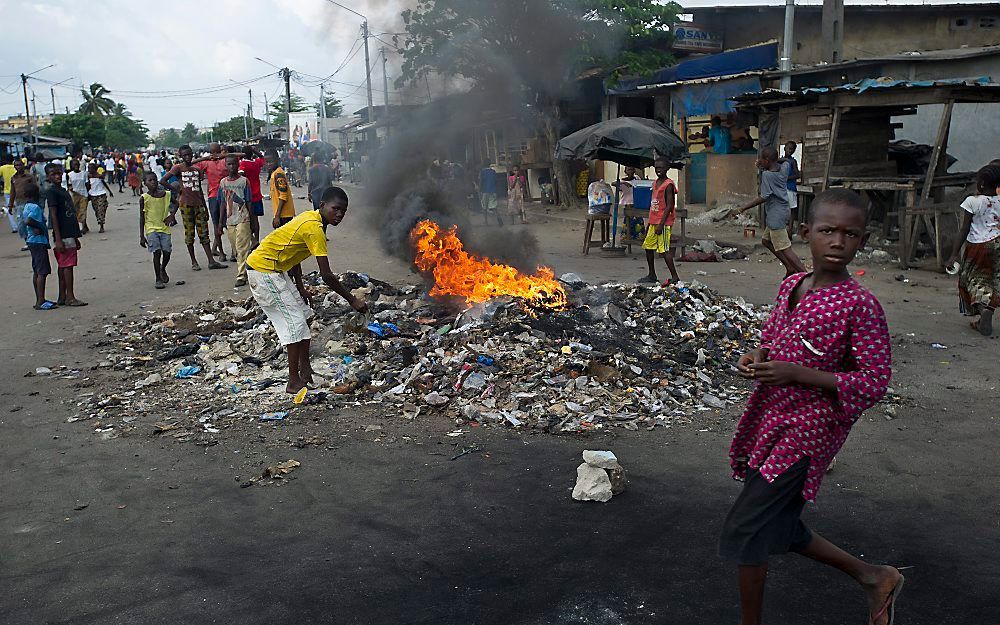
[822,106,842,191]
[919,99,954,270]
[900,189,916,269]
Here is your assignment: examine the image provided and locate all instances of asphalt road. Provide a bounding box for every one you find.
[1,188,997,624]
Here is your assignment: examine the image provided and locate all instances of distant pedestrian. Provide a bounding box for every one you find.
[946,163,1000,336]
[19,181,57,310]
[638,157,680,286]
[65,159,90,234]
[784,140,800,216]
[161,144,227,272]
[46,163,87,307]
[477,162,499,225]
[218,154,253,288]
[193,143,230,260]
[239,146,266,245]
[733,146,808,277]
[1,154,17,233]
[86,162,113,233]
[721,189,903,625]
[127,158,142,196]
[307,157,334,211]
[507,164,528,224]
[139,171,177,289]
[265,149,296,228]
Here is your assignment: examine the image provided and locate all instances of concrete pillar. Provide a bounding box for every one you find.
[822,0,845,63]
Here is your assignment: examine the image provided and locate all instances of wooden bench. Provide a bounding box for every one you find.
[621,207,688,256]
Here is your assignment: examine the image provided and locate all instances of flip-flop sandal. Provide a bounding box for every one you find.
[34,301,59,310]
[191,264,202,271]
[175,280,186,286]
[208,263,228,270]
[869,575,904,625]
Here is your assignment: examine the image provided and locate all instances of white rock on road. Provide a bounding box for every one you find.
[572,463,614,502]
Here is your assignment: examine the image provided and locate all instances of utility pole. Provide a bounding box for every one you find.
[282,67,292,145]
[362,21,374,142]
[50,87,57,116]
[381,47,390,137]
[243,106,249,140]
[264,92,271,138]
[31,94,38,142]
[248,88,255,138]
[780,0,795,91]
[319,83,326,143]
[21,74,32,147]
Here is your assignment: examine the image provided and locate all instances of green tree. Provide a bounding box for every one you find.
[104,114,149,149]
[317,94,344,118]
[181,122,199,142]
[78,82,116,117]
[157,128,183,148]
[213,116,265,142]
[41,113,107,147]
[269,92,309,127]
[396,0,680,205]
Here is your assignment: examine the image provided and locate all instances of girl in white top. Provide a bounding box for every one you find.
[86,162,114,233]
[947,163,1000,336]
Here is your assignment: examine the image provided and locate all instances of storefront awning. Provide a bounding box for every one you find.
[607,41,778,96]
[671,76,763,117]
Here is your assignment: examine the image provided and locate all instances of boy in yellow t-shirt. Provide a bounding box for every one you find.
[246,186,367,394]
[138,172,177,289]
[0,154,17,233]
[265,149,295,228]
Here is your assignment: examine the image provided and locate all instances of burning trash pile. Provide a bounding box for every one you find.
[68,221,766,445]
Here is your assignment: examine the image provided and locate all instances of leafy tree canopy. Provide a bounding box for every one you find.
[78,82,116,117]
[269,93,309,127]
[317,94,344,118]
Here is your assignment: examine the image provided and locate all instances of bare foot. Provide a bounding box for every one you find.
[285,377,307,394]
[301,366,315,385]
[863,566,903,625]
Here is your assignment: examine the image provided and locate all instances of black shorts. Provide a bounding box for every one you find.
[208,197,222,225]
[251,200,264,217]
[719,457,813,565]
[28,244,51,276]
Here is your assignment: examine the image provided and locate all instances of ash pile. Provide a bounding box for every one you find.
[78,273,765,443]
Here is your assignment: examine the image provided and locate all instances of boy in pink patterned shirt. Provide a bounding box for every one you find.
[720,189,904,625]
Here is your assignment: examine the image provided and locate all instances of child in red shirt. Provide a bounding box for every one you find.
[638,157,680,286]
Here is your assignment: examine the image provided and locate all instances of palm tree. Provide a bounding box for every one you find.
[111,103,131,117]
[78,83,115,117]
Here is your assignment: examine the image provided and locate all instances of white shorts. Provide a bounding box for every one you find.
[787,189,798,210]
[247,270,314,345]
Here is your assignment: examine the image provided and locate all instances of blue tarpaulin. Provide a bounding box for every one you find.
[608,42,778,95]
[672,76,763,117]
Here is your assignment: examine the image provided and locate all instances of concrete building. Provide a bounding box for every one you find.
[1,113,54,131]
[689,2,1000,67]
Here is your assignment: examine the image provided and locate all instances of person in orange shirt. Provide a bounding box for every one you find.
[265,149,296,229]
[639,156,680,286]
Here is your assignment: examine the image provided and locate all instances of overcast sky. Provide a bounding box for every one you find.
[0,0,988,132]
[0,0,410,132]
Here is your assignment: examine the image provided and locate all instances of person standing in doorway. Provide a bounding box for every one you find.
[784,140,801,220]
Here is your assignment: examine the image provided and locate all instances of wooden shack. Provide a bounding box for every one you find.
[734,79,1000,269]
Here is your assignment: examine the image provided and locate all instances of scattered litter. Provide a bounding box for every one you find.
[260,411,288,422]
[175,365,201,379]
[931,343,947,350]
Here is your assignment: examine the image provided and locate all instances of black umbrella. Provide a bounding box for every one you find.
[553,117,686,168]
[298,140,336,158]
[554,117,686,251]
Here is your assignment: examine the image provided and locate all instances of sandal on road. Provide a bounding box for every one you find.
[869,575,904,625]
[637,275,657,284]
[34,301,59,311]
[191,263,202,271]
[208,262,228,270]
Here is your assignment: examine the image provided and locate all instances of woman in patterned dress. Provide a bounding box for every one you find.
[947,164,1000,336]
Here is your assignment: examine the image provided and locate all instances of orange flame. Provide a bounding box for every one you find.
[410,220,568,310]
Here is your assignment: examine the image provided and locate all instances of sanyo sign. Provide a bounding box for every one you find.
[673,24,724,52]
